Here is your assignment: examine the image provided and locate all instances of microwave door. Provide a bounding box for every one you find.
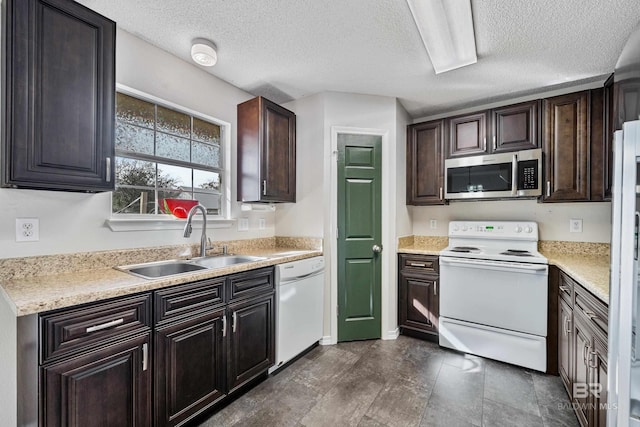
[446,162,513,199]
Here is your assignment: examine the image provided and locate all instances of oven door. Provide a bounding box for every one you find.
[439,257,548,336]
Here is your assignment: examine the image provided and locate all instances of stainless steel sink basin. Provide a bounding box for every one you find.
[118,260,208,279]
[191,255,267,269]
[117,255,267,279]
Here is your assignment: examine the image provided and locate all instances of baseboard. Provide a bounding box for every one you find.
[383,328,400,340]
[319,335,335,345]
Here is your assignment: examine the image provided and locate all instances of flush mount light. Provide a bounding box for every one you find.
[406,0,477,74]
[191,38,217,67]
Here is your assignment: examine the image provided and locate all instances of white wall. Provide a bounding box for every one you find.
[0,29,276,259]
[412,200,612,243]
[277,94,325,237]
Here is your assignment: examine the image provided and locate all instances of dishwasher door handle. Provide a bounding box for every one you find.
[279,270,324,283]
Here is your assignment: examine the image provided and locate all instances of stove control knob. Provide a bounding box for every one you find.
[452,225,459,232]
[525,226,533,233]
[514,225,522,233]
[462,225,468,231]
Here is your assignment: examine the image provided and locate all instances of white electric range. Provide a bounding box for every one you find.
[438,220,549,371]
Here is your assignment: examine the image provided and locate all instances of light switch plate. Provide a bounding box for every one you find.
[238,217,249,232]
[16,218,39,242]
[430,219,437,229]
[570,218,583,233]
[258,218,266,230]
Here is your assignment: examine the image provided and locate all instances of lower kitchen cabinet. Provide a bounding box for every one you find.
[227,293,275,392]
[154,308,226,427]
[398,254,439,340]
[556,271,608,427]
[41,332,152,427]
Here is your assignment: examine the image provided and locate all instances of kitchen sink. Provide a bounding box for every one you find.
[117,255,267,279]
[191,255,267,269]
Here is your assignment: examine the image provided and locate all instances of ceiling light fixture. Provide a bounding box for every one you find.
[191,38,217,67]
[406,0,477,74]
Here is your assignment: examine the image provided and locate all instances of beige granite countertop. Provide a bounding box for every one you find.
[0,238,322,317]
[397,235,610,304]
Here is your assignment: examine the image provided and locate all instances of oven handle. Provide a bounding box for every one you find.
[439,257,548,272]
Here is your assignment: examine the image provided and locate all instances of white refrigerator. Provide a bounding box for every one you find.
[609,120,640,426]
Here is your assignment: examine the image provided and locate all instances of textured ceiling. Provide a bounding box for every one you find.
[77,0,640,118]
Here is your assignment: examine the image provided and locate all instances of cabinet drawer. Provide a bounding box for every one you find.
[399,254,438,274]
[558,272,574,304]
[574,285,608,339]
[41,293,151,363]
[229,267,275,301]
[154,277,225,324]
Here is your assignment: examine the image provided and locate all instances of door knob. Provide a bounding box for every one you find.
[372,245,383,253]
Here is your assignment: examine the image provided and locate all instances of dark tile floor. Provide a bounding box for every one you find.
[197,335,579,427]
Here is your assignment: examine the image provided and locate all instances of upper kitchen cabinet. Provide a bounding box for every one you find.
[542,91,590,202]
[237,96,296,203]
[491,100,539,153]
[542,89,606,202]
[603,74,615,201]
[2,0,116,191]
[447,111,488,157]
[447,101,539,157]
[406,120,445,205]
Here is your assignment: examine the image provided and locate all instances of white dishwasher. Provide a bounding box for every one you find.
[270,256,325,373]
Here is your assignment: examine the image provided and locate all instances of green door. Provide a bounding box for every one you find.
[337,133,382,342]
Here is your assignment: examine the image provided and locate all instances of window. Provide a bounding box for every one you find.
[113,91,225,217]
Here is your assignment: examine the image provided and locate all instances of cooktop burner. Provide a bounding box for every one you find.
[500,249,533,257]
[450,246,480,253]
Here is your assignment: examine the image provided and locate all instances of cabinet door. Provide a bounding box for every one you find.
[227,294,275,392]
[398,273,439,335]
[603,74,615,201]
[590,88,606,201]
[448,112,488,157]
[542,91,590,201]
[3,0,115,191]
[572,313,592,427]
[154,309,226,427]
[558,299,573,396]
[491,101,539,153]
[590,335,608,427]
[262,99,296,202]
[41,333,151,427]
[406,120,445,205]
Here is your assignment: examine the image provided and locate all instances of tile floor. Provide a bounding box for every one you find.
[197,335,579,427]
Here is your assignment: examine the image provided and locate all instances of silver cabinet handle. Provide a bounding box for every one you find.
[562,316,567,336]
[546,181,551,197]
[492,136,497,151]
[142,343,148,371]
[434,282,437,296]
[511,154,518,196]
[559,285,570,293]
[86,318,124,333]
[584,310,598,321]
[262,180,267,196]
[232,312,237,333]
[563,316,572,336]
[105,157,111,182]
[409,262,426,267]
[582,343,588,364]
[222,315,227,337]
[589,349,598,369]
[372,245,383,253]
[439,187,443,200]
[483,137,486,150]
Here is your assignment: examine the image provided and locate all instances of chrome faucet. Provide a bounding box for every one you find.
[183,204,208,257]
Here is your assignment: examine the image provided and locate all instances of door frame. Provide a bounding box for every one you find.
[327,126,394,344]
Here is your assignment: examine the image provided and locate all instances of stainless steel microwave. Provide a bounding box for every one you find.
[444,148,542,200]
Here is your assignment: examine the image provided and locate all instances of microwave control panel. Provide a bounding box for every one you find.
[518,159,538,190]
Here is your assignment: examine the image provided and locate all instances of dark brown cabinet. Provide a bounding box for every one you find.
[556,271,608,427]
[491,100,539,153]
[447,112,488,157]
[40,295,153,427]
[398,254,439,339]
[406,120,445,205]
[542,91,590,201]
[603,74,615,201]
[237,96,296,203]
[2,0,116,191]
[227,294,275,392]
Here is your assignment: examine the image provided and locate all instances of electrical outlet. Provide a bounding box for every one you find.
[258,218,266,230]
[16,218,39,242]
[570,218,583,233]
[238,217,249,232]
[430,219,437,229]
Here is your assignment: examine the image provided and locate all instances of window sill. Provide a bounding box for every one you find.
[105,217,235,232]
